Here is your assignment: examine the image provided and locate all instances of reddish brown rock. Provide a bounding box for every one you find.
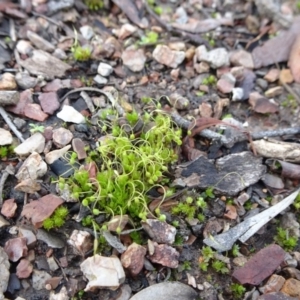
[121,243,147,276]
[6,89,32,115]
[264,69,280,83]
[38,92,60,115]
[1,198,17,218]
[24,103,48,121]
[4,237,28,262]
[281,278,300,298]
[260,274,285,294]
[232,244,286,285]
[16,258,33,278]
[72,138,87,160]
[148,242,179,268]
[217,78,234,93]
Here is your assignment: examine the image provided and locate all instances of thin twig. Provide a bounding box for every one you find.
[0,165,15,207]
[171,112,300,146]
[60,87,124,116]
[0,107,25,142]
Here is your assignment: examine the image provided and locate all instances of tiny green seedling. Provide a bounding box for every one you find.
[29,123,45,134]
[274,227,298,251]
[138,31,159,45]
[84,0,104,10]
[71,28,91,61]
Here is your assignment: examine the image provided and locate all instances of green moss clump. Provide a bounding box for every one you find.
[84,0,104,10]
[73,46,91,61]
[43,206,68,230]
[58,110,182,222]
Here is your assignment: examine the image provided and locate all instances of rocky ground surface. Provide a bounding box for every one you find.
[2,0,300,299]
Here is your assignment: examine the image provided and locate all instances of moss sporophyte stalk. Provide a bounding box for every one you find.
[58,110,182,223]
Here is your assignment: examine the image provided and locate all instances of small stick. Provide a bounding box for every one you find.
[0,164,15,207]
[0,107,25,142]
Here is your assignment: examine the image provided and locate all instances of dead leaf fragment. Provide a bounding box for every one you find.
[288,35,300,83]
[21,194,64,228]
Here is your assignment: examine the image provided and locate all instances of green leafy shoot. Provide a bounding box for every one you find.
[294,193,300,210]
[0,145,14,159]
[211,260,229,274]
[231,283,246,299]
[84,0,104,10]
[274,227,298,251]
[138,31,159,45]
[231,244,240,257]
[29,123,45,134]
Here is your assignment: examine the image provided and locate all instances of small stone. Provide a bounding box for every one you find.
[194,61,210,74]
[280,69,294,84]
[38,92,60,115]
[281,278,300,298]
[52,128,73,148]
[199,102,213,118]
[47,256,59,272]
[57,105,86,124]
[231,87,244,101]
[32,269,52,290]
[0,91,19,106]
[36,229,65,249]
[16,40,34,55]
[68,230,93,255]
[283,267,300,280]
[80,255,125,291]
[258,292,298,300]
[148,243,179,268]
[97,62,113,77]
[113,23,137,40]
[72,138,86,160]
[15,72,38,89]
[16,152,47,182]
[122,48,146,72]
[93,74,108,85]
[45,145,71,164]
[1,199,17,218]
[18,227,37,249]
[24,103,49,121]
[168,42,186,51]
[0,215,10,227]
[142,219,176,244]
[259,274,285,294]
[217,78,234,93]
[168,92,190,110]
[80,25,94,40]
[256,78,268,90]
[0,128,12,145]
[121,243,147,276]
[13,117,26,129]
[230,50,254,69]
[53,48,67,60]
[27,31,55,52]
[19,50,71,80]
[16,259,33,279]
[196,46,229,69]
[0,73,17,90]
[280,213,300,238]
[14,133,45,156]
[264,69,280,82]
[4,237,28,262]
[265,86,283,98]
[152,45,185,68]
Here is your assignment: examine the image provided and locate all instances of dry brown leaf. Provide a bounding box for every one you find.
[21,194,64,228]
[288,34,300,83]
[172,18,233,33]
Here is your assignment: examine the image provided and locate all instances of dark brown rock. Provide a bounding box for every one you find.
[232,244,286,285]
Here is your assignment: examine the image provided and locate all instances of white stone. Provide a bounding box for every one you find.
[0,128,12,145]
[14,133,45,156]
[16,152,47,181]
[80,25,94,40]
[49,286,69,300]
[57,105,86,124]
[93,74,108,85]
[97,62,113,77]
[45,145,71,164]
[196,46,229,69]
[16,40,34,55]
[80,255,125,291]
[231,87,244,101]
[152,45,185,68]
